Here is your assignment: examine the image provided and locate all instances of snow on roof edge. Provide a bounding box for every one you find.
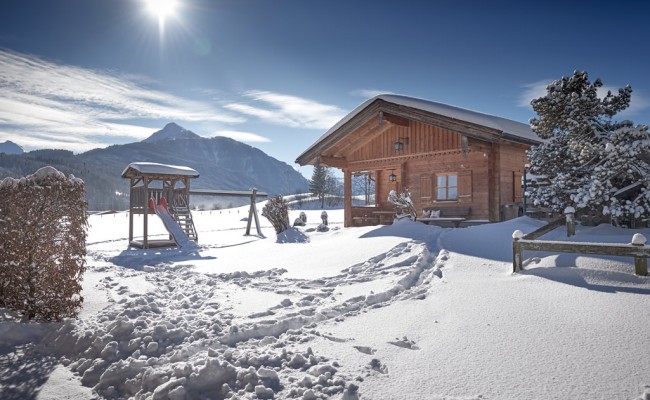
[121,162,200,178]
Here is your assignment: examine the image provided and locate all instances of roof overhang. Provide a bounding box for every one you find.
[121,162,200,179]
[296,94,541,166]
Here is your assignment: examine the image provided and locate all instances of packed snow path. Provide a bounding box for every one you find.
[36,214,446,399]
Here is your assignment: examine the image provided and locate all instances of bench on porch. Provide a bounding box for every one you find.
[352,215,380,226]
[419,206,471,228]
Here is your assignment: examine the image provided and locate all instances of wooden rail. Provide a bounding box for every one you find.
[513,231,650,276]
[191,188,266,236]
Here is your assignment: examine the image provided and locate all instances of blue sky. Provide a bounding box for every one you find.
[1,0,649,178]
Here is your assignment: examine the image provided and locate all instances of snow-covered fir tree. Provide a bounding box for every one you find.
[309,161,328,208]
[527,70,650,223]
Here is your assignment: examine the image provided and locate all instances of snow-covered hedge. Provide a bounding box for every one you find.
[0,166,88,321]
[262,195,291,234]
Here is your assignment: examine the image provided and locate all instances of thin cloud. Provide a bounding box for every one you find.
[0,49,244,152]
[224,90,345,130]
[214,130,271,143]
[516,80,550,108]
[599,86,650,117]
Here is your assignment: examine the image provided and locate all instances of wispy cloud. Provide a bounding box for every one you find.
[224,90,345,130]
[600,86,650,118]
[517,79,650,118]
[516,80,550,108]
[0,50,244,151]
[214,130,271,143]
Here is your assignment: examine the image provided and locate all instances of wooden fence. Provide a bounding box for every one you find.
[512,218,650,276]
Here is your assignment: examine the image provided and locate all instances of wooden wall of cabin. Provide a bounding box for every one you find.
[497,142,528,209]
[347,120,461,162]
[344,118,531,222]
[403,148,491,220]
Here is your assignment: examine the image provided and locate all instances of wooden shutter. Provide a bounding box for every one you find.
[420,174,432,201]
[458,170,473,202]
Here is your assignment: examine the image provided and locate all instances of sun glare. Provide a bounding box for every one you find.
[145,0,178,20]
[143,0,180,41]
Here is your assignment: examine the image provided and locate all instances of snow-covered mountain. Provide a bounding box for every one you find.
[142,122,201,142]
[0,140,24,155]
[0,124,309,210]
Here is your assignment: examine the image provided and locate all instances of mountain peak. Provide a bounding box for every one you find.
[0,140,24,155]
[143,123,201,143]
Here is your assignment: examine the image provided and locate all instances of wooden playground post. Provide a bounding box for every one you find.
[245,188,263,236]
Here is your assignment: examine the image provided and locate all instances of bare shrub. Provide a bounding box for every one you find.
[388,189,417,221]
[262,195,290,234]
[0,166,88,321]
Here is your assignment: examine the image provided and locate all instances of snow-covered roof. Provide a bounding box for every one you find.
[121,162,200,179]
[297,94,540,164]
[379,94,537,140]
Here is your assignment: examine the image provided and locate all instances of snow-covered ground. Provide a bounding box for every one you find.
[2,205,650,400]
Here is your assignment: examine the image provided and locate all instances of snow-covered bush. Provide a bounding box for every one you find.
[527,70,650,223]
[262,195,291,234]
[0,166,88,321]
[293,211,307,227]
[387,189,416,221]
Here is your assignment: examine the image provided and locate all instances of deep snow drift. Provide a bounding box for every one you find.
[2,206,650,400]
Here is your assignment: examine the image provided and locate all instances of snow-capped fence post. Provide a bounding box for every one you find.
[564,206,576,237]
[512,230,524,273]
[631,233,648,276]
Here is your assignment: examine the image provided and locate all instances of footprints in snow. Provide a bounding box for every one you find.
[353,346,376,355]
[353,336,419,377]
[388,336,420,350]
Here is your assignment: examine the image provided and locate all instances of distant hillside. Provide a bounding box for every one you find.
[0,124,309,210]
[0,140,24,155]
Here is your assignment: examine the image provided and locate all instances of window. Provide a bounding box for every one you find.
[436,173,458,201]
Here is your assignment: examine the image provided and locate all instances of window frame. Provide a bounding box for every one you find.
[435,172,458,201]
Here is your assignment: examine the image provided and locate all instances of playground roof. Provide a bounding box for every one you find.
[121,162,200,179]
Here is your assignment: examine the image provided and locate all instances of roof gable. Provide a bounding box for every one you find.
[297,94,540,165]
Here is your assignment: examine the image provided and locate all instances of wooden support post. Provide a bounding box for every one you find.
[632,234,648,276]
[128,178,134,244]
[634,255,648,276]
[513,239,523,273]
[512,230,524,273]
[245,189,263,236]
[344,168,352,228]
[564,207,576,237]
[143,178,149,249]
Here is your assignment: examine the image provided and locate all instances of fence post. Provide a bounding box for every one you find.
[632,233,648,276]
[564,206,576,237]
[512,230,524,273]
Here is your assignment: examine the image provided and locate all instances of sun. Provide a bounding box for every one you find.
[144,0,178,21]
[143,0,180,40]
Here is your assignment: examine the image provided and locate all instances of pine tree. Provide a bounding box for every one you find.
[527,70,650,224]
[309,161,328,208]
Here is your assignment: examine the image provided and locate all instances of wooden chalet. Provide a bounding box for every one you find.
[296,94,542,227]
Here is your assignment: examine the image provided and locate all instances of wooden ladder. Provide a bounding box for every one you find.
[170,196,198,242]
